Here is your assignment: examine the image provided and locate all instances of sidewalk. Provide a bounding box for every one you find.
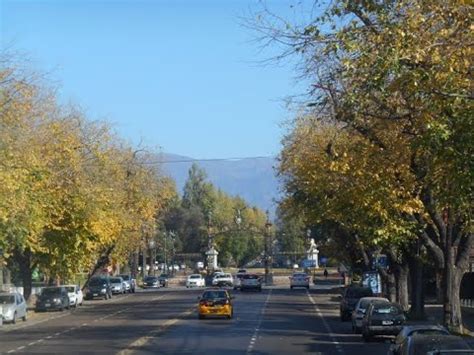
[417,304,474,335]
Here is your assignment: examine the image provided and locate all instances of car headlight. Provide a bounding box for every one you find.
[101,288,107,293]
[53,298,62,304]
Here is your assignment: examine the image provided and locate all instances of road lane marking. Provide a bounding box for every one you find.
[117,306,195,355]
[307,291,345,354]
[246,289,272,354]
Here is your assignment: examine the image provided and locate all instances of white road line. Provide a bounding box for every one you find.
[307,291,345,354]
[16,346,25,350]
[246,289,272,354]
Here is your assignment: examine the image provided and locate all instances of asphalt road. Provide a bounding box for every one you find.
[0,285,391,354]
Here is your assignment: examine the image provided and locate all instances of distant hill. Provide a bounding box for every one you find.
[155,153,280,215]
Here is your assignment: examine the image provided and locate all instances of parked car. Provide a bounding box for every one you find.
[351,297,390,333]
[361,302,406,342]
[388,325,450,355]
[212,273,234,287]
[186,274,205,288]
[0,292,27,323]
[36,286,70,311]
[143,276,160,288]
[340,285,373,321]
[84,277,113,300]
[290,272,310,290]
[240,274,262,292]
[158,274,169,287]
[398,334,473,355]
[197,288,234,319]
[118,274,136,293]
[65,285,83,308]
[110,277,126,294]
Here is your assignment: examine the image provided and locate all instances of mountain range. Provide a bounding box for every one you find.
[156,153,280,215]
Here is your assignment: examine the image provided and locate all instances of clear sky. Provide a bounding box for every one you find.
[1,0,308,159]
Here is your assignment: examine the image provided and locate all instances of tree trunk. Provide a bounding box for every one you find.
[83,245,115,290]
[435,269,444,303]
[443,245,465,333]
[396,263,409,311]
[14,248,33,301]
[408,254,425,320]
[379,268,396,302]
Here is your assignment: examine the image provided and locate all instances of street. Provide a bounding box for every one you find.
[0,284,391,355]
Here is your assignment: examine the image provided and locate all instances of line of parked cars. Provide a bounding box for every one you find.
[0,274,137,326]
[339,284,474,354]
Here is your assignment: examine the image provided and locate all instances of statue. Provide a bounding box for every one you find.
[307,238,319,268]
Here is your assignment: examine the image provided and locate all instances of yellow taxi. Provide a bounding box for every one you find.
[197,288,234,319]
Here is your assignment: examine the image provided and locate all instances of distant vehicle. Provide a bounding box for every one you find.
[398,334,472,355]
[118,274,136,293]
[233,270,247,290]
[388,325,450,355]
[240,274,262,292]
[340,285,373,321]
[110,277,125,294]
[290,272,310,290]
[84,277,113,300]
[143,276,160,288]
[64,285,83,308]
[36,287,70,311]
[212,273,233,287]
[158,274,169,287]
[186,274,205,288]
[361,302,405,342]
[351,297,390,333]
[0,292,27,323]
[237,269,247,275]
[197,288,234,319]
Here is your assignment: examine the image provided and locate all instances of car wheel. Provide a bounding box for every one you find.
[22,312,27,322]
[362,333,372,342]
[306,286,309,289]
[258,287,262,292]
[290,286,293,290]
[198,314,204,320]
[12,312,17,324]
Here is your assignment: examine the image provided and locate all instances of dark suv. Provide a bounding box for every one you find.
[340,285,373,321]
[84,277,113,300]
[36,286,70,311]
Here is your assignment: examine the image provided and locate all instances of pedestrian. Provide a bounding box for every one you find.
[323,268,329,279]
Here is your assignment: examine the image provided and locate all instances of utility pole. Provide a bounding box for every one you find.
[264,211,273,286]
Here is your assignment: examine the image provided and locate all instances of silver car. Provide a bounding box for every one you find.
[110,277,125,294]
[0,292,28,324]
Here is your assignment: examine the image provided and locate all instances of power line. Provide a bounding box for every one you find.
[142,155,276,165]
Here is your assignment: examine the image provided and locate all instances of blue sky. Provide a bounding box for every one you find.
[1,0,309,159]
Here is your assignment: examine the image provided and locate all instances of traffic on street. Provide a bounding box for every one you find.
[1,277,395,355]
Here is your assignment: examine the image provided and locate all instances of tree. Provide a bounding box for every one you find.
[256,0,472,331]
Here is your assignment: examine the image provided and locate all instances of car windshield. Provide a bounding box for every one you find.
[243,275,259,279]
[119,275,130,281]
[189,275,201,279]
[145,277,157,281]
[66,286,76,293]
[89,279,106,286]
[346,288,373,298]
[359,299,388,309]
[42,288,62,295]
[159,274,168,278]
[0,295,15,304]
[110,278,122,283]
[202,291,228,300]
[373,305,402,315]
[293,273,307,277]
